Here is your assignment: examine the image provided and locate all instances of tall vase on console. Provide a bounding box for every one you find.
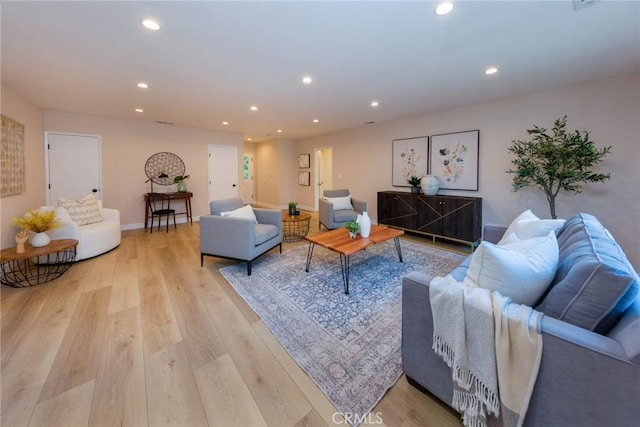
[421,175,440,196]
[359,211,371,238]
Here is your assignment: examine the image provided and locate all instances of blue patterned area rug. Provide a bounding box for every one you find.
[220,238,465,421]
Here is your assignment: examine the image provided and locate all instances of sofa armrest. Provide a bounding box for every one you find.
[483,224,506,244]
[101,208,120,223]
[319,198,333,227]
[254,208,282,232]
[351,198,367,214]
[46,220,80,241]
[199,215,256,260]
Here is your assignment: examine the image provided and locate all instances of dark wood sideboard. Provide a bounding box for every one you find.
[377,191,482,250]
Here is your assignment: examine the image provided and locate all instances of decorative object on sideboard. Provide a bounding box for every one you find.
[344,220,360,238]
[507,116,611,219]
[173,174,190,192]
[430,130,479,191]
[12,209,62,248]
[407,176,422,194]
[392,136,429,187]
[421,175,440,195]
[15,230,29,253]
[288,201,298,216]
[144,152,185,193]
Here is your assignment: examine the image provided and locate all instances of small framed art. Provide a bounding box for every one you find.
[429,130,479,191]
[392,136,429,187]
[298,153,310,168]
[298,171,310,186]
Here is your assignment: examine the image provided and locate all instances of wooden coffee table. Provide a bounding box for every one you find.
[305,225,404,294]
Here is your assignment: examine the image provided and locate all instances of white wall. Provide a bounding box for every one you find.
[0,86,46,249]
[296,74,640,268]
[253,139,297,208]
[43,111,243,227]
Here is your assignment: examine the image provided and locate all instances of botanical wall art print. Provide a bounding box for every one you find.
[392,136,429,187]
[298,171,310,186]
[1,115,26,196]
[430,130,479,191]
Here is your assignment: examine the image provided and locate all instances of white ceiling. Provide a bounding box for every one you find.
[2,1,639,142]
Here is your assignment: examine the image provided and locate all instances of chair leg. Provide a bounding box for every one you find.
[201,254,204,267]
[172,213,177,229]
[247,261,252,276]
[150,216,154,233]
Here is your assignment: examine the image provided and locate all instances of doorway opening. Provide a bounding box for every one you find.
[314,147,333,211]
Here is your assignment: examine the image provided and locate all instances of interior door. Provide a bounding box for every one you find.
[208,145,238,202]
[314,147,333,210]
[46,132,101,204]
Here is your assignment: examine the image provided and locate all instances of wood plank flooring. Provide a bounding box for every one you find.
[1,213,462,426]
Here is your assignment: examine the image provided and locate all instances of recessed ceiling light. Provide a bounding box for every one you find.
[371,101,379,107]
[313,119,319,123]
[435,2,454,16]
[302,76,313,84]
[222,121,229,125]
[135,108,144,113]
[277,129,283,133]
[137,82,149,89]
[485,66,499,75]
[141,19,160,31]
[250,105,258,111]
[247,138,253,141]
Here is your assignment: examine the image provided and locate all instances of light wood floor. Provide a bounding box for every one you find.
[1,213,463,426]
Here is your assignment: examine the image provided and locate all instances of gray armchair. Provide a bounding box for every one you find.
[318,189,367,230]
[200,197,282,275]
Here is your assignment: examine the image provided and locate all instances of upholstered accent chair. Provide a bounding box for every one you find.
[318,189,367,230]
[199,197,283,275]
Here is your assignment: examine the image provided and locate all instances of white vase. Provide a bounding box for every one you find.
[421,175,440,196]
[359,211,372,238]
[31,232,51,247]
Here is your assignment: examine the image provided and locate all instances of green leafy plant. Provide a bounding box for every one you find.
[13,210,62,233]
[344,220,360,235]
[407,176,422,187]
[288,201,297,209]
[506,116,612,219]
[173,174,190,184]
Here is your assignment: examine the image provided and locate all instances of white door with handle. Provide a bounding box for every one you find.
[46,132,101,204]
[208,145,238,202]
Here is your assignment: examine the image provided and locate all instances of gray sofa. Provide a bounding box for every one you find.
[402,213,640,426]
[199,198,282,275]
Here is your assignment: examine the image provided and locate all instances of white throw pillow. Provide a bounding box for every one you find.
[220,204,258,223]
[498,209,565,245]
[325,195,352,211]
[464,231,559,306]
[57,194,104,226]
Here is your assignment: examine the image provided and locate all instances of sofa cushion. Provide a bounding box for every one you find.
[498,209,565,245]
[536,213,640,334]
[325,195,352,211]
[464,231,559,306]
[220,204,258,224]
[57,194,104,226]
[333,209,358,223]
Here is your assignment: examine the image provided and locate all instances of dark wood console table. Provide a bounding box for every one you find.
[377,191,482,251]
[144,192,193,229]
[0,239,78,287]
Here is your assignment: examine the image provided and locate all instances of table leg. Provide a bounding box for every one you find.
[305,243,315,272]
[186,198,193,224]
[393,236,403,262]
[339,254,350,294]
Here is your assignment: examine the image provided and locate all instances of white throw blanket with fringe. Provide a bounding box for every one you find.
[429,275,543,427]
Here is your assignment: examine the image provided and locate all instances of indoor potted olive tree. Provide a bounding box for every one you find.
[506,116,612,219]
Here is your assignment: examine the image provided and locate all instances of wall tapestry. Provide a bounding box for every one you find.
[430,130,479,191]
[392,136,429,187]
[1,115,26,196]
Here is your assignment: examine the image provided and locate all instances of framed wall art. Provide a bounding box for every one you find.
[298,153,310,168]
[298,171,310,186]
[1,115,26,196]
[392,136,429,187]
[429,130,479,191]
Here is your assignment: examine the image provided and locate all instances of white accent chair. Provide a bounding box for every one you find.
[44,202,121,261]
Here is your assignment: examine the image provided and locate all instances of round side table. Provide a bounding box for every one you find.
[281,211,312,243]
[0,239,78,287]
